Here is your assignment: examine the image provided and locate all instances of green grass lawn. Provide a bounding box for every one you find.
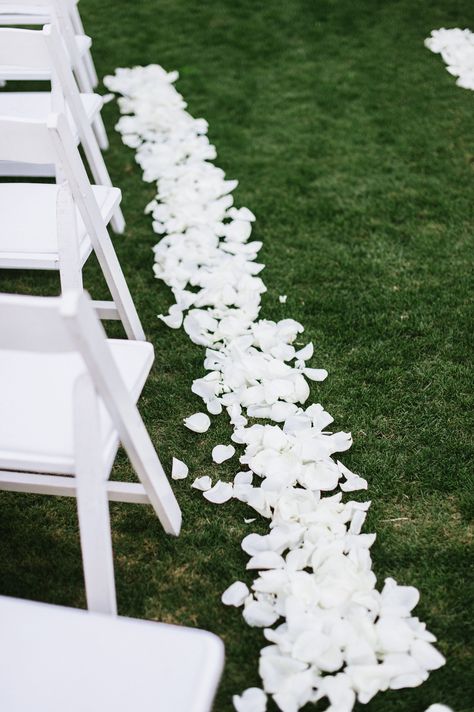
[0,0,473,710]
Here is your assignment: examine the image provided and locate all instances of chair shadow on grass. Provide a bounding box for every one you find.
[0,452,174,617]
[0,490,86,608]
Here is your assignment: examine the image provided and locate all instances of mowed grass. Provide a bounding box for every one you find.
[0,0,473,709]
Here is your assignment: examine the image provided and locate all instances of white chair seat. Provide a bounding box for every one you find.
[0,91,102,141]
[0,183,121,268]
[0,339,154,474]
[0,596,224,712]
[0,33,91,80]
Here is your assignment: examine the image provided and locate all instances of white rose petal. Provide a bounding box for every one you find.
[110,60,444,710]
[203,480,234,504]
[243,599,279,627]
[212,444,236,463]
[183,412,211,433]
[191,476,212,491]
[222,581,250,607]
[246,551,286,570]
[171,457,189,480]
[303,367,328,381]
[232,687,267,712]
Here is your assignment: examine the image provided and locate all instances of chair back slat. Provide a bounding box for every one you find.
[0,115,56,164]
[0,293,74,352]
[0,0,90,86]
[0,27,51,69]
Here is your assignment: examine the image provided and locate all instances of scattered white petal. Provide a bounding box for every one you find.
[243,599,279,627]
[203,480,234,504]
[212,444,236,464]
[303,367,328,381]
[246,551,286,570]
[278,295,287,304]
[235,471,253,485]
[183,412,211,433]
[108,62,444,712]
[222,581,250,607]
[295,343,313,361]
[191,476,212,491]
[171,457,188,480]
[232,687,267,712]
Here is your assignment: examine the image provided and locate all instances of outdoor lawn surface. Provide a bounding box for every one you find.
[0,1,473,710]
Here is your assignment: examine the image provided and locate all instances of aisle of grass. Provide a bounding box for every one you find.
[0,1,473,710]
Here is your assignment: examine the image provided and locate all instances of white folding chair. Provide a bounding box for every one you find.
[0,24,124,233]
[0,113,143,340]
[0,0,99,87]
[0,0,107,148]
[0,290,182,614]
[0,596,224,712]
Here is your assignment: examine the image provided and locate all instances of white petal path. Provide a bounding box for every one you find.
[105,65,446,711]
[425,28,474,89]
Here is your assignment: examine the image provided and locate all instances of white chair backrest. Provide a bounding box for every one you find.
[0,0,76,13]
[0,112,101,224]
[0,23,73,74]
[0,25,114,195]
[0,290,181,537]
[0,0,51,21]
[0,290,127,396]
[0,115,56,164]
[0,292,74,353]
[0,0,90,88]
[0,25,51,68]
[0,0,75,28]
[0,112,140,341]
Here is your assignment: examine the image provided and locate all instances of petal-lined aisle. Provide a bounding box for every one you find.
[104,65,446,712]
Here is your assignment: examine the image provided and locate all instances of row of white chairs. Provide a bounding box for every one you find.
[0,10,176,605]
[0,109,141,337]
[0,4,224,708]
[0,0,106,145]
[0,22,124,231]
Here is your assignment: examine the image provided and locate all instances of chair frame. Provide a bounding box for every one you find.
[0,0,99,88]
[0,0,107,148]
[0,112,143,340]
[0,24,124,233]
[0,290,182,614]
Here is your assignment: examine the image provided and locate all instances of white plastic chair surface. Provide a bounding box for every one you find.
[0,114,141,339]
[0,595,224,712]
[0,0,105,148]
[0,0,98,90]
[0,291,182,614]
[0,25,122,231]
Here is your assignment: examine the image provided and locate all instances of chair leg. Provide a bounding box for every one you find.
[76,487,117,615]
[76,118,126,235]
[93,114,109,151]
[57,183,84,292]
[69,5,99,87]
[76,479,117,615]
[110,206,126,235]
[74,373,117,615]
[90,224,146,340]
[83,49,98,88]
